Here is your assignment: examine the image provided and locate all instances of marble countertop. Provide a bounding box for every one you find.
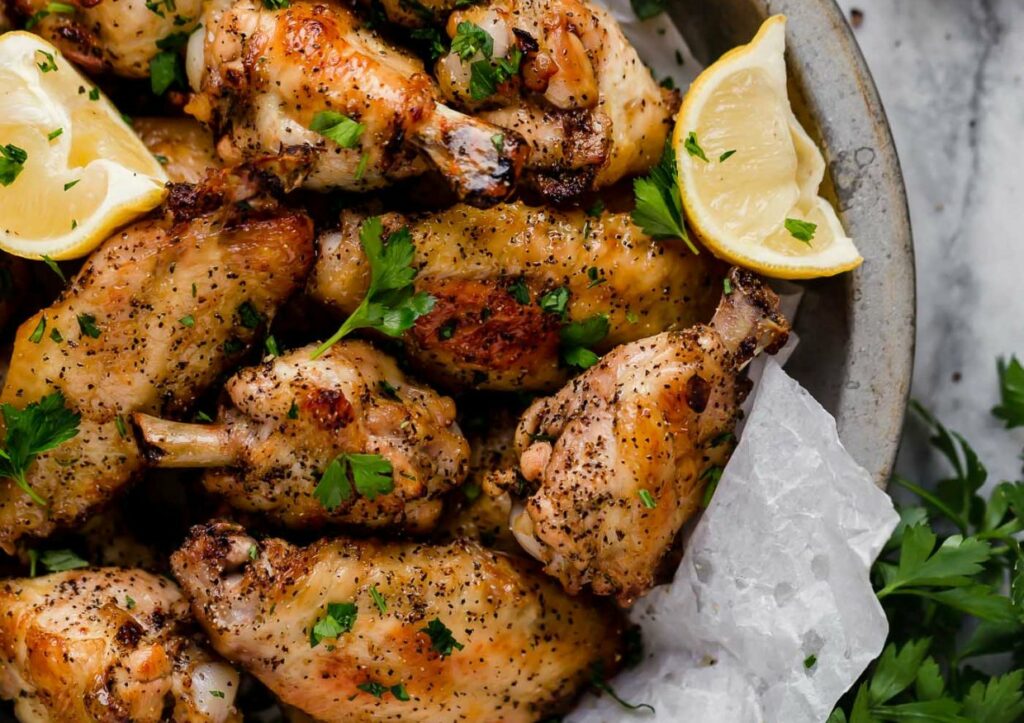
[835,0,1024,487]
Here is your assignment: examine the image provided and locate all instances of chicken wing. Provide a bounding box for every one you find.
[17,0,201,77]
[187,0,527,204]
[134,117,221,184]
[134,340,469,533]
[432,0,676,200]
[309,202,719,391]
[509,268,791,605]
[0,568,240,722]
[0,171,314,552]
[172,520,622,723]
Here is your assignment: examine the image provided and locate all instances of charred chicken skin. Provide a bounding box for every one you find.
[509,268,790,605]
[432,0,676,200]
[187,0,527,204]
[0,172,314,553]
[135,340,469,533]
[172,520,622,723]
[0,568,241,722]
[309,202,719,391]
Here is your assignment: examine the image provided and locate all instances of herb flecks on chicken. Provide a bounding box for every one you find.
[0,568,241,722]
[135,341,469,533]
[510,268,790,605]
[171,520,622,723]
[309,201,720,391]
[187,0,528,204]
[0,171,315,552]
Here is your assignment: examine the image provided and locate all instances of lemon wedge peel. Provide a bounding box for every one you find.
[0,32,168,261]
[675,16,863,280]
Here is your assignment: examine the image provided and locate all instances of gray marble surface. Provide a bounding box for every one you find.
[834,0,1024,488]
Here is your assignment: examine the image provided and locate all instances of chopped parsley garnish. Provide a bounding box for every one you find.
[222,338,244,354]
[700,465,723,507]
[659,76,675,90]
[236,301,262,329]
[210,690,225,699]
[115,415,127,438]
[507,278,530,304]
[723,277,733,295]
[631,143,698,254]
[39,548,88,572]
[144,0,175,17]
[354,151,369,181]
[420,617,464,657]
[314,453,394,511]
[26,1,76,28]
[390,682,410,701]
[248,544,259,560]
[125,595,136,609]
[378,380,399,399]
[28,317,46,343]
[312,217,434,358]
[587,266,606,288]
[993,356,1024,427]
[154,154,169,165]
[784,218,817,245]
[47,128,63,141]
[630,0,666,21]
[88,87,100,101]
[262,0,289,8]
[490,132,504,153]
[560,314,609,369]
[150,33,189,95]
[49,328,63,344]
[469,48,522,101]
[370,585,387,613]
[586,199,605,217]
[683,131,708,162]
[309,111,365,149]
[451,21,493,60]
[77,313,101,338]
[462,482,481,501]
[287,401,299,419]
[0,392,81,506]
[436,319,456,340]
[538,286,569,316]
[0,144,28,187]
[63,179,79,191]
[719,149,737,162]
[310,602,357,647]
[264,335,280,357]
[804,654,817,669]
[195,410,213,423]
[179,315,195,327]
[357,681,387,697]
[36,50,58,73]
[625,309,639,324]
[27,549,38,577]
[638,489,657,508]
[411,27,447,60]
[589,661,655,712]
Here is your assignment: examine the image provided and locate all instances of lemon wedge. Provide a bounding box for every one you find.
[0,32,167,260]
[675,16,863,280]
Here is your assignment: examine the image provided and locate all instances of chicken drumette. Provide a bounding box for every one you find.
[509,268,791,605]
[135,341,469,533]
[172,520,622,723]
[0,171,314,552]
[187,0,527,204]
[0,568,240,722]
[309,202,719,391]
[431,0,676,200]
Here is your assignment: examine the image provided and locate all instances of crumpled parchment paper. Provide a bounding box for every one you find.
[568,361,900,722]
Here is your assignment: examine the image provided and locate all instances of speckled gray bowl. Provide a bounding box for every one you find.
[675,0,915,485]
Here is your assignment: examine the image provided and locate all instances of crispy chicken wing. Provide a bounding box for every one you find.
[309,202,719,391]
[433,0,676,199]
[135,340,469,533]
[187,0,527,204]
[0,172,314,552]
[509,268,791,605]
[0,568,240,722]
[17,0,201,77]
[134,117,221,184]
[172,520,622,722]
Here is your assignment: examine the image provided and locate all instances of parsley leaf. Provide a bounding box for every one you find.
[77,313,101,338]
[370,585,387,613]
[41,255,65,283]
[0,393,81,506]
[150,34,190,95]
[638,489,657,508]
[631,143,698,254]
[419,617,464,657]
[0,144,28,187]
[26,1,76,28]
[538,286,569,316]
[262,0,289,8]
[468,48,522,101]
[630,0,665,21]
[785,218,817,244]
[40,548,88,572]
[312,217,435,358]
[310,602,357,647]
[411,27,447,60]
[36,50,58,73]
[560,314,609,369]
[451,21,492,60]
[962,671,1024,723]
[310,111,365,149]
[993,356,1024,428]
[683,131,708,162]
[314,453,394,511]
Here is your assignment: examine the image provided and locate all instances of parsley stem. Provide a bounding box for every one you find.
[892,476,969,535]
[311,301,364,359]
[13,471,47,507]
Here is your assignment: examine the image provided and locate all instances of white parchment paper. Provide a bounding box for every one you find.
[568,362,899,723]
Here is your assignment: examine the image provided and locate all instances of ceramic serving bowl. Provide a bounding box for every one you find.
[675,0,915,485]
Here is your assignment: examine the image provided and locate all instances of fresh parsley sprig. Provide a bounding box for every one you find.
[0,393,81,506]
[631,143,699,254]
[314,452,394,511]
[993,355,1024,428]
[312,216,435,358]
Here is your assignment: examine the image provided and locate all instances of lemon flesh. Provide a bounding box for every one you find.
[0,32,167,260]
[676,16,863,280]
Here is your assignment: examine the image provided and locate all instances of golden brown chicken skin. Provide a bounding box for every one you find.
[134,117,222,184]
[187,0,527,204]
[172,520,623,723]
[17,0,201,77]
[308,202,719,391]
[0,568,241,722]
[134,340,469,533]
[509,269,791,606]
[0,173,314,553]
[433,0,676,200]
